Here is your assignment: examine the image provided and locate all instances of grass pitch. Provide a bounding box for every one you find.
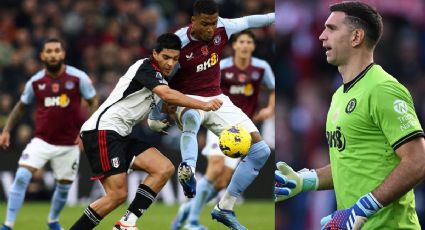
[0,200,273,229]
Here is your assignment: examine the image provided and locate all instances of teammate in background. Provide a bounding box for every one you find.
[172,30,275,230]
[0,38,98,230]
[165,1,274,228]
[275,2,425,230]
[70,33,222,230]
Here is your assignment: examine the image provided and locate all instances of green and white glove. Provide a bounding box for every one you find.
[274,161,319,202]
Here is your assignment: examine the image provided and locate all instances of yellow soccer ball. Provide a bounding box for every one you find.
[219,125,252,158]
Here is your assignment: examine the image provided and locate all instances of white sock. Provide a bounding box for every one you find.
[218,191,237,210]
[4,221,14,228]
[121,211,138,226]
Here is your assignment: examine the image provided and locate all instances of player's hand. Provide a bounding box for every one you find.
[147,118,172,135]
[320,193,382,230]
[253,107,273,123]
[203,98,223,111]
[0,132,11,149]
[274,161,318,202]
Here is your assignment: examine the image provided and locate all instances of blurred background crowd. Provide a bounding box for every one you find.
[275,0,425,229]
[0,0,275,202]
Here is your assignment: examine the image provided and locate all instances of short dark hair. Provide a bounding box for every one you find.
[42,37,66,50]
[154,33,182,53]
[231,30,256,43]
[330,1,383,48]
[193,0,218,16]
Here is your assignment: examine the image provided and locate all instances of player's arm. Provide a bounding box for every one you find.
[0,101,27,149]
[152,85,222,111]
[372,137,425,205]
[85,96,99,115]
[221,13,275,37]
[253,90,274,122]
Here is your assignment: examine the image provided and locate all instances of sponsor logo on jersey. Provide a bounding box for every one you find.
[44,94,70,108]
[38,83,46,90]
[201,46,209,56]
[251,71,260,80]
[111,157,120,168]
[52,83,60,93]
[229,83,254,96]
[326,126,346,151]
[393,99,408,114]
[345,98,357,114]
[155,72,163,80]
[213,35,221,45]
[196,52,218,72]
[65,81,75,90]
[185,52,194,60]
[225,72,234,79]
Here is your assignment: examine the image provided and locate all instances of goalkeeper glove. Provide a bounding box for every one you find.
[274,161,318,202]
[320,193,383,230]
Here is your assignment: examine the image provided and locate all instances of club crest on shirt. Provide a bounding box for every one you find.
[213,35,221,45]
[251,71,260,80]
[111,157,120,168]
[201,46,209,56]
[345,98,357,114]
[51,83,60,93]
[65,81,75,90]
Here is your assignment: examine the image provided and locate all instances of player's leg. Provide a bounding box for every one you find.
[212,132,270,230]
[172,130,221,230]
[47,145,79,230]
[177,108,203,198]
[184,157,225,229]
[1,138,49,230]
[115,147,174,229]
[71,173,129,230]
[71,130,132,230]
[205,95,271,229]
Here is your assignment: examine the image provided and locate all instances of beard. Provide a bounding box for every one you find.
[44,60,64,73]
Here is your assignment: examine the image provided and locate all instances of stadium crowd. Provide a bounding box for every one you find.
[0,0,275,202]
[275,0,425,229]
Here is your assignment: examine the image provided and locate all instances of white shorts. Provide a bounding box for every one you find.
[19,137,80,181]
[201,130,240,169]
[176,94,259,136]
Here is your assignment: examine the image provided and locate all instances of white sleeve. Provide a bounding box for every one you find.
[220,13,275,37]
[261,61,275,90]
[79,72,96,100]
[20,80,35,105]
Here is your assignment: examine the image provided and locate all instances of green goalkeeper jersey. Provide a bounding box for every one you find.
[326,64,423,229]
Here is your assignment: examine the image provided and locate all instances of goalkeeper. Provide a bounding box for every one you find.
[275,2,425,230]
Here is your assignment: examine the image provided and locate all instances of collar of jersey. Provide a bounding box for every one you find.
[343,62,375,93]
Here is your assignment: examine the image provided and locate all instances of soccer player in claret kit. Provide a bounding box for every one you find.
[275,2,425,230]
[0,38,98,230]
[149,0,275,229]
[70,33,222,230]
[172,30,275,230]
